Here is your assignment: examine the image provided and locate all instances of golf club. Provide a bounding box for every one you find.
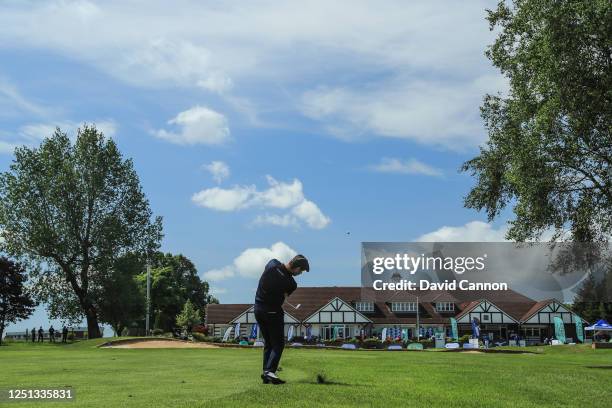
[285,301,301,309]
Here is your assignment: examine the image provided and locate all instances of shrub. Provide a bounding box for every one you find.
[151,328,164,336]
[361,338,382,349]
[418,339,434,348]
[193,333,214,342]
[120,327,130,337]
[458,335,471,344]
[192,325,208,335]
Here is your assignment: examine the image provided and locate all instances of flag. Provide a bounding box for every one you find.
[249,323,258,339]
[450,317,458,340]
[381,327,387,340]
[234,322,241,339]
[306,325,312,340]
[553,316,566,343]
[287,325,294,341]
[471,318,480,338]
[401,328,408,341]
[575,316,584,342]
[222,326,233,342]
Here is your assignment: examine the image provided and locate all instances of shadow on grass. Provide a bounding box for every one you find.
[585,365,612,369]
[292,374,363,387]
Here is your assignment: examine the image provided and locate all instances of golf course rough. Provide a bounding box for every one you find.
[0,339,610,407]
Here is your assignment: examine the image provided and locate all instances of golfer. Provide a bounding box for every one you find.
[255,254,309,384]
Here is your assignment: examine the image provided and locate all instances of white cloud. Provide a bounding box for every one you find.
[300,75,506,149]
[192,176,330,229]
[416,221,509,242]
[252,214,299,228]
[210,286,228,295]
[203,161,230,184]
[203,266,235,281]
[0,1,504,148]
[254,176,304,209]
[203,242,297,281]
[0,80,49,118]
[154,106,230,145]
[191,185,255,212]
[291,200,330,229]
[369,157,442,176]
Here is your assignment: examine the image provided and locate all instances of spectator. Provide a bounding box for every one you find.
[37,326,44,342]
[48,325,55,343]
[62,326,68,343]
[31,327,36,342]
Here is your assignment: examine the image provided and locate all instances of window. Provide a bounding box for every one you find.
[482,314,490,322]
[355,301,374,312]
[322,325,348,340]
[436,302,455,312]
[521,327,541,337]
[391,302,417,312]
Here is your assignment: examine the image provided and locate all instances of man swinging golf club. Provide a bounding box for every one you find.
[255,254,309,384]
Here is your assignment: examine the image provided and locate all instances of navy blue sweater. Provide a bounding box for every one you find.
[255,259,297,311]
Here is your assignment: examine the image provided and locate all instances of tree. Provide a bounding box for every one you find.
[176,299,200,333]
[573,272,599,322]
[0,126,162,338]
[98,253,146,336]
[137,252,217,332]
[0,257,37,345]
[462,0,611,242]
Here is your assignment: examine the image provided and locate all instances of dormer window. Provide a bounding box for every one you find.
[436,302,455,312]
[355,301,374,312]
[391,302,416,312]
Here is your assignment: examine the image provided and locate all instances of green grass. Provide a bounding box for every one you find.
[1,339,611,407]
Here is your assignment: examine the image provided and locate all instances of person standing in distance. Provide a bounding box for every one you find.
[255,254,309,385]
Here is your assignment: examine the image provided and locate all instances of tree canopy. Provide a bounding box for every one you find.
[176,299,200,333]
[137,252,218,332]
[0,125,162,338]
[98,253,146,336]
[462,0,611,242]
[0,257,37,345]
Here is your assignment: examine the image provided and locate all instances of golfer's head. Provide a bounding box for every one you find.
[287,254,309,276]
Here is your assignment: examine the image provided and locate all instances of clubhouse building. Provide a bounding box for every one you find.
[206,287,586,344]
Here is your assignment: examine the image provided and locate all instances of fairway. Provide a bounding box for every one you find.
[1,340,611,407]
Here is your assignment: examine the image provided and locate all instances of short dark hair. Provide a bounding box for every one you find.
[289,254,309,272]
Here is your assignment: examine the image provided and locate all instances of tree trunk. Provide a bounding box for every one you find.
[85,308,101,339]
[0,322,4,346]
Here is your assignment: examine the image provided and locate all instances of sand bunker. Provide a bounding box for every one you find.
[103,339,219,349]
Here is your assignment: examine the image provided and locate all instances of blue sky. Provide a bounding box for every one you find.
[0,0,514,335]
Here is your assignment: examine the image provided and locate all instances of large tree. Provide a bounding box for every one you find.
[462,0,611,242]
[0,257,37,345]
[0,126,162,338]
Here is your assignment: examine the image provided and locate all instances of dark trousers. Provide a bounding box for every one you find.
[254,307,285,373]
